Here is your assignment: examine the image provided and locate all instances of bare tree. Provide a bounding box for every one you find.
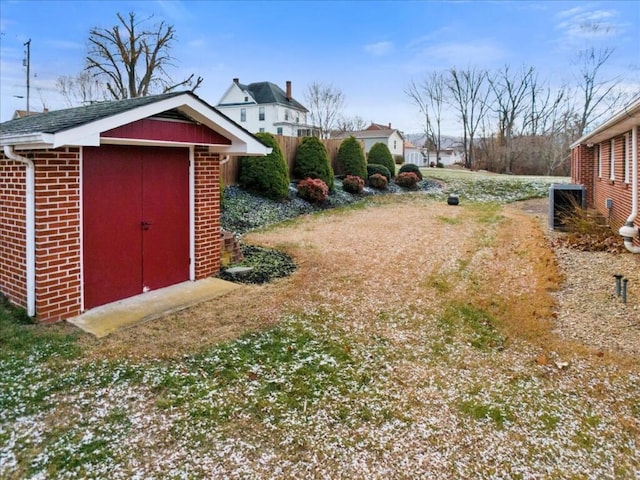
[405,71,446,166]
[574,46,624,135]
[305,82,345,139]
[86,12,202,100]
[488,65,535,173]
[335,114,367,135]
[56,71,107,107]
[446,67,492,169]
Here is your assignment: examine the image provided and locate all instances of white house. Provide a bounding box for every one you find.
[216,78,318,137]
[342,123,405,158]
[404,140,423,165]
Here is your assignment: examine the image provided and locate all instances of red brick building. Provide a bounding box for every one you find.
[0,92,269,323]
[571,97,640,252]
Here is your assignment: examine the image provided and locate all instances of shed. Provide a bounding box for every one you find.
[0,91,270,323]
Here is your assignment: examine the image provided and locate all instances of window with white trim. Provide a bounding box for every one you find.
[259,127,265,133]
[610,138,615,181]
[624,132,631,183]
[597,144,603,178]
[240,108,246,122]
[259,107,265,121]
[277,127,283,135]
[285,110,289,121]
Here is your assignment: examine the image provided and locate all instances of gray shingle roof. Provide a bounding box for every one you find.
[226,81,308,112]
[0,91,188,136]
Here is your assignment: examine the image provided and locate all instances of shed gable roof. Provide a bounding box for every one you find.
[0,91,270,156]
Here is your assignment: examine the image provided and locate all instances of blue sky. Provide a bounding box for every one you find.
[1,0,638,134]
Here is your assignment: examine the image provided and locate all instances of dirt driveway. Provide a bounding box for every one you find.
[84,194,638,361]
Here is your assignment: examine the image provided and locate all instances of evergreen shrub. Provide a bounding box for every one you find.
[342,175,365,194]
[337,136,367,180]
[293,136,334,191]
[398,163,423,180]
[366,163,391,182]
[297,177,329,204]
[238,132,289,200]
[368,173,388,189]
[367,142,395,177]
[395,171,420,189]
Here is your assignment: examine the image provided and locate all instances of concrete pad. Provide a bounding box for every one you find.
[67,278,240,338]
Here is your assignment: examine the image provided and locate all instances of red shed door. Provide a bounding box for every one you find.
[83,145,189,309]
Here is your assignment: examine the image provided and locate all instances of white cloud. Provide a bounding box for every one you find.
[556,7,627,41]
[364,41,394,56]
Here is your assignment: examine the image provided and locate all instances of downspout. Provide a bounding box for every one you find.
[3,145,36,316]
[619,125,640,253]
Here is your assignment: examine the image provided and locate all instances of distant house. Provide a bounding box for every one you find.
[342,123,405,158]
[216,78,318,137]
[404,140,423,165]
[0,91,269,323]
[570,96,640,251]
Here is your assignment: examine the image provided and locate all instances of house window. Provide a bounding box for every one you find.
[244,96,249,102]
[610,138,615,181]
[240,108,246,122]
[277,127,283,135]
[624,133,631,184]
[394,140,397,150]
[296,117,299,123]
[259,128,265,133]
[259,107,265,121]
[285,111,289,121]
[597,144,602,178]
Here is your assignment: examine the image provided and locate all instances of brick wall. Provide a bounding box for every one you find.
[193,146,221,279]
[0,156,28,308]
[34,148,82,323]
[590,132,638,234]
[571,144,595,207]
[0,148,82,322]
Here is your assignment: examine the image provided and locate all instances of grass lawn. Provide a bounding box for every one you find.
[1,175,638,479]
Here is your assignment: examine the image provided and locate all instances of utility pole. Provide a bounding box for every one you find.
[23,39,31,113]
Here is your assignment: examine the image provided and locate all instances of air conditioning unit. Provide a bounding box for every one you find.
[548,184,586,230]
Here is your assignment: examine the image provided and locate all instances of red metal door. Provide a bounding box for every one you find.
[141,147,190,291]
[83,146,143,308]
[83,145,189,309]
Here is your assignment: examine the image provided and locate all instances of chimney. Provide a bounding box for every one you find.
[388,122,391,128]
[233,78,239,84]
[286,80,292,101]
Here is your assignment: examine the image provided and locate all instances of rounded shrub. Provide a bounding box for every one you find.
[367,142,395,177]
[394,154,405,165]
[395,171,420,189]
[337,136,367,180]
[293,136,334,191]
[366,163,391,182]
[342,175,365,194]
[238,132,289,200]
[368,173,388,190]
[398,163,423,180]
[297,177,329,204]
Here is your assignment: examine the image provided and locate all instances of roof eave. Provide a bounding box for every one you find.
[0,133,55,149]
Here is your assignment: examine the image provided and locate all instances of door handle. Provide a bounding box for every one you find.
[141,221,153,231]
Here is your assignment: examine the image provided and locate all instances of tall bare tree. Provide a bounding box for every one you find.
[305,82,345,139]
[86,12,202,100]
[574,46,624,135]
[446,67,492,169]
[488,65,535,174]
[405,71,446,166]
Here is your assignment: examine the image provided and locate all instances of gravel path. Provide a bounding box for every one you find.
[509,198,640,358]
